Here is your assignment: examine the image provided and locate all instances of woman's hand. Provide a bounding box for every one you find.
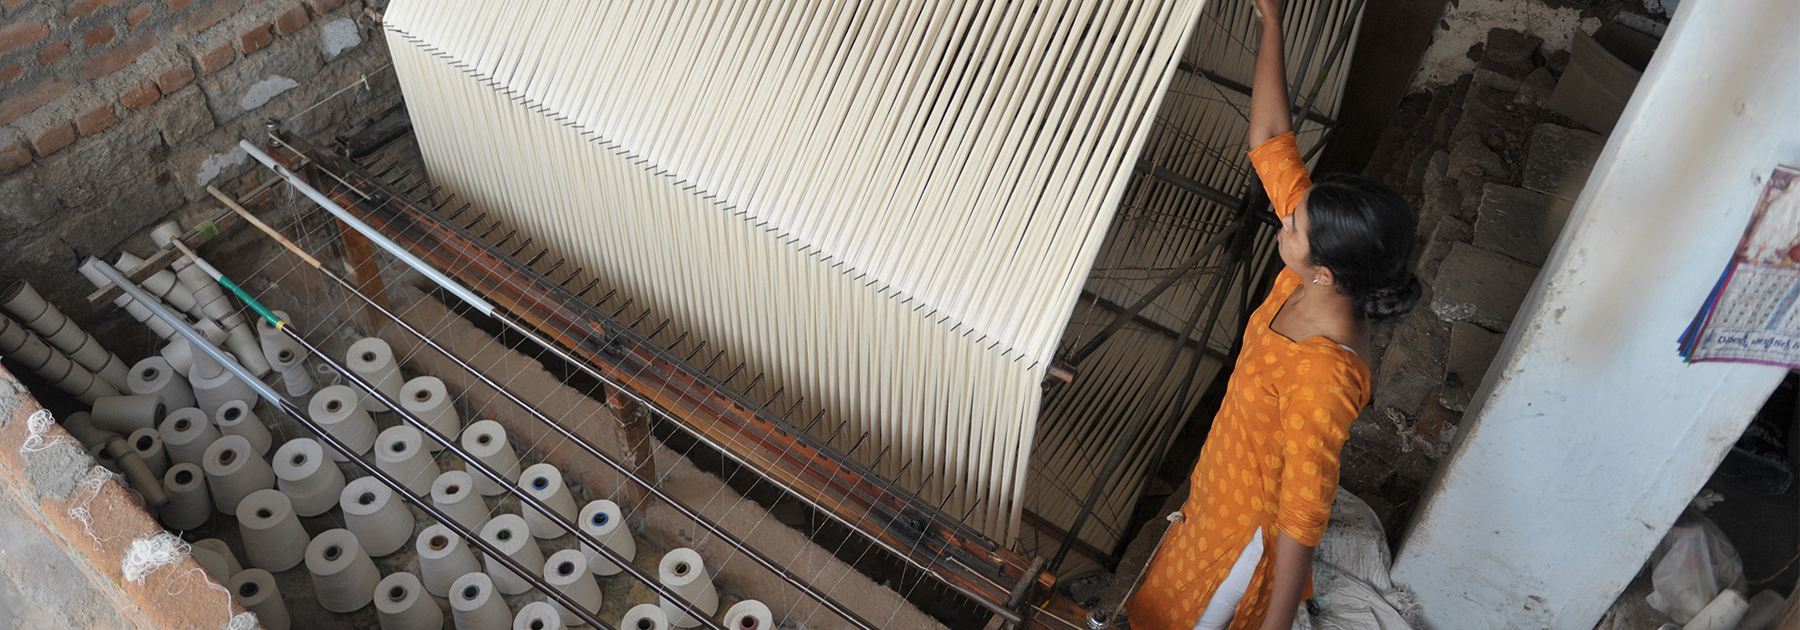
[1256,0,1284,22]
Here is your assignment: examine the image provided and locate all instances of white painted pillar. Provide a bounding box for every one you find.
[1389,2,1800,628]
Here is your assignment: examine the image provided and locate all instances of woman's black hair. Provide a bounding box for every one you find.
[1304,173,1421,321]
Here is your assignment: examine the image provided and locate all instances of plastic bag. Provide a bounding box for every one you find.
[1645,511,1744,625]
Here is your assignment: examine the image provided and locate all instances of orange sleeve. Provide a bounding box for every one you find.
[1274,378,1358,547]
[1248,131,1311,218]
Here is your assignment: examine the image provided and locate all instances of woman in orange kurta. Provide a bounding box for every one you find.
[1125,1,1420,628]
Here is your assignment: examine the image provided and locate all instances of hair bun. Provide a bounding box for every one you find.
[1358,274,1421,321]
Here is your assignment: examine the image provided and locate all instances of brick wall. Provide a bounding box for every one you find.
[0,0,400,354]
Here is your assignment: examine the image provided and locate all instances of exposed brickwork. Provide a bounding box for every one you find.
[153,64,192,92]
[82,24,117,48]
[303,0,341,13]
[0,142,30,174]
[164,0,191,10]
[273,3,308,36]
[174,0,240,35]
[38,40,71,65]
[66,0,130,21]
[0,22,51,56]
[75,105,119,135]
[0,63,22,86]
[125,3,153,29]
[79,32,156,80]
[119,80,159,109]
[195,39,233,74]
[0,78,75,126]
[238,22,271,54]
[29,122,75,156]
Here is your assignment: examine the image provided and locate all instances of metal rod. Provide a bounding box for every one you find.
[1065,218,1244,367]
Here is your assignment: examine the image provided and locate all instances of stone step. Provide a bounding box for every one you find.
[1522,123,1606,200]
[1473,183,1576,266]
[1439,322,1505,413]
[1428,242,1540,333]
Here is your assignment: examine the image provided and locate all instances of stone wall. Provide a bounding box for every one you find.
[0,0,400,356]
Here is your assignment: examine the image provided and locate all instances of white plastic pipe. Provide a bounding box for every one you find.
[430,470,490,533]
[91,394,165,435]
[214,400,271,456]
[127,427,168,478]
[158,407,220,466]
[657,548,718,628]
[202,435,274,514]
[543,549,603,626]
[723,600,773,630]
[342,476,415,556]
[400,376,459,451]
[311,385,378,461]
[307,528,381,613]
[376,425,441,495]
[577,500,635,576]
[229,569,290,630]
[1684,590,1750,630]
[159,463,211,531]
[623,604,671,630]
[127,356,195,410]
[461,420,521,496]
[416,524,482,598]
[514,602,564,630]
[518,463,577,539]
[238,489,311,572]
[376,572,445,630]
[347,337,405,412]
[479,514,544,595]
[448,572,513,630]
[273,438,346,517]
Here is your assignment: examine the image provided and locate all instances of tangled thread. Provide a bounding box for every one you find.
[19,409,72,454]
[68,465,122,543]
[122,532,190,584]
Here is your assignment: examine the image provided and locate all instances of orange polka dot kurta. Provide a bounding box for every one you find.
[1125,132,1370,630]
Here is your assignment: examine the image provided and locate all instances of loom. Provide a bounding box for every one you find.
[77,0,1365,626]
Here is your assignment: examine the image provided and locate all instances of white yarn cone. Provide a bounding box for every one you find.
[61,411,117,448]
[190,353,256,417]
[578,500,636,576]
[258,309,312,398]
[229,569,291,630]
[127,356,195,409]
[161,324,225,376]
[114,251,198,314]
[310,385,378,461]
[281,364,316,398]
[449,572,513,630]
[431,470,490,533]
[376,425,441,495]
[462,420,522,496]
[375,572,445,630]
[88,442,119,474]
[214,400,271,456]
[274,438,347,517]
[400,376,459,451]
[127,427,168,477]
[543,549,602,626]
[71,370,116,405]
[723,600,773,630]
[159,463,211,530]
[193,538,242,576]
[223,321,272,378]
[91,394,165,434]
[417,524,482,598]
[190,543,231,582]
[479,514,544,595]
[307,528,381,613]
[0,279,50,322]
[347,337,404,412]
[3,328,50,367]
[622,604,670,630]
[514,602,564,630]
[518,463,577,539]
[158,407,220,466]
[95,354,129,393]
[203,435,275,514]
[239,489,311,572]
[342,476,416,557]
[657,548,719,628]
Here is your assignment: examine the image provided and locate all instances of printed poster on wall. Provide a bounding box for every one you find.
[1681,164,1800,368]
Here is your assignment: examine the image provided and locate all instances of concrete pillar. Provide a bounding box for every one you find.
[1390,2,1800,628]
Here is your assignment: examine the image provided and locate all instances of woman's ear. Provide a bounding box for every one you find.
[1313,266,1336,287]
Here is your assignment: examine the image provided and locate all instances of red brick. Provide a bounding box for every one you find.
[0,78,75,126]
[0,63,21,86]
[83,24,117,48]
[66,0,128,20]
[79,32,157,80]
[273,4,308,36]
[239,23,271,53]
[302,0,340,13]
[126,3,154,29]
[38,40,71,65]
[195,40,233,74]
[75,105,118,135]
[120,80,159,109]
[30,123,75,156]
[0,22,50,56]
[155,64,193,93]
[0,143,29,174]
[3,0,37,9]
[175,0,240,35]
[165,0,191,10]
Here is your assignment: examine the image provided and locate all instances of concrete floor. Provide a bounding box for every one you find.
[0,492,140,630]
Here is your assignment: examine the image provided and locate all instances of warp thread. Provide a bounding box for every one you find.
[68,465,123,542]
[20,409,73,454]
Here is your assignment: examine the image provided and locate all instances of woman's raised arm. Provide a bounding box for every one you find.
[1247,0,1292,149]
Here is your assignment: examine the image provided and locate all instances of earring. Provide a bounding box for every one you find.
[1311,277,1319,284]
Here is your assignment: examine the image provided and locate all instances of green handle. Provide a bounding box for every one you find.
[218,276,283,329]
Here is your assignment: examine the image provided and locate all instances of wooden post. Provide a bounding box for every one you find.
[606,389,656,505]
[336,220,391,333]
